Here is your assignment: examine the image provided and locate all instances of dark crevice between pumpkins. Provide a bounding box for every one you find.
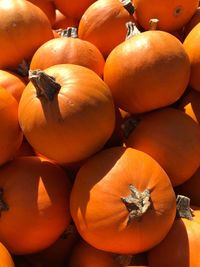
[58,27,78,38]
[0,188,9,214]
[29,70,61,101]
[176,194,193,220]
[120,0,135,15]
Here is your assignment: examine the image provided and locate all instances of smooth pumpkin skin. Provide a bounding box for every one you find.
[0,242,15,267]
[183,23,200,92]
[0,70,26,103]
[147,208,200,267]
[52,9,79,30]
[133,0,199,32]
[70,147,176,254]
[78,0,136,58]
[18,64,115,166]
[0,0,54,70]
[0,87,23,166]
[30,35,105,77]
[0,156,71,255]
[104,30,190,114]
[125,108,200,186]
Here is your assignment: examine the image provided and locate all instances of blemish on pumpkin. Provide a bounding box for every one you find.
[173,6,183,17]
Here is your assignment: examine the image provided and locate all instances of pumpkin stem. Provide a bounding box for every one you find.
[176,195,193,220]
[29,70,61,101]
[121,184,151,224]
[120,0,135,15]
[0,188,9,213]
[149,18,159,30]
[59,27,78,38]
[115,254,133,266]
[125,21,141,40]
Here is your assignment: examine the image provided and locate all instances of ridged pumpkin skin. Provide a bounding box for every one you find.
[0,243,15,267]
[0,156,71,255]
[78,0,136,58]
[104,30,190,114]
[125,108,200,186]
[133,0,199,32]
[18,64,115,166]
[0,0,54,70]
[70,147,176,254]
[147,208,200,267]
[183,23,200,92]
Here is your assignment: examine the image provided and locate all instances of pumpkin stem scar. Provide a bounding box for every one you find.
[29,69,61,101]
[125,21,141,40]
[121,184,151,224]
[59,27,78,38]
[0,188,9,213]
[120,0,135,15]
[176,195,193,220]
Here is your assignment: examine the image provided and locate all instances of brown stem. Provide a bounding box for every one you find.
[121,184,151,224]
[0,188,9,213]
[59,27,78,38]
[120,0,135,15]
[149,18,159,30]
[125,21,141,40]
[115,254,133,266]
[29,70,61,101]
[176,195,193,220]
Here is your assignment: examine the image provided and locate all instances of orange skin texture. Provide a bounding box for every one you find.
[147,208,200,267]
[0,70,26,103]
[104,30,190,114]
[0,0,54,70]
[0,242,15,267]
[70,147,176,254]
[133,0,199,32]
[18,64,115,166]
[53,9,79,30]
[53,0,96,20]
[0,87,23,166]
[184,7,200,37]
[0,156,71,255]
[30,36,105,77]
[125,108,200,186]
[183,23,200,92]
[78,0,136,58]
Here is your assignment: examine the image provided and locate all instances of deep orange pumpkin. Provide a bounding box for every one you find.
[70,147,176,254]
[18,64,115,166]
[0,156,71,255]
[0,242,15,267]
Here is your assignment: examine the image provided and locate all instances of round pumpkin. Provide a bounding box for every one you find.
[78,0,136,58]
[125,108,200,186]
[0,242,15,267]
[30,27,105,77]
[18,64,115,166]
[104,30,190,114]
[0,156,71,254]
[70,147,176,254]
[133,0,199,32]
[0,0,54,70]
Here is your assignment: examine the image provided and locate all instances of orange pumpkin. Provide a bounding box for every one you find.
[125,108,200,186]
[104,30,190,114]
[18,64,115,166]
[53,9,79,30]
[70,147,176,254]
[78,0,136,58]
[133,0,199,32]
[0,0,54,70]
[0,156,71,254]
[0,242,15,267]
[30,27,105,77]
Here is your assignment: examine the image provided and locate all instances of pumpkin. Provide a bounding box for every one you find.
[104,30,190,114]
[0,87,23,166]
[0,70,27,103]
[133,0,199,32]
[183,23,200,92]
[30,27,105,77]
[18,64,115,166]
[53,9,79,30]
[53,0,96,20]
[0,0,54,71]
[0,156,71,254]
[70,147,176,254]
[125,108,200,186]
[78,0,136,58]
[0,242,15,267]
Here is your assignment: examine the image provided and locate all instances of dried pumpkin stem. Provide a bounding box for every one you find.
[0,188,9,213]
[176,195,193,220]
[149,18,159,30]
[29,69,61,101]
[59,27,78,38]
[121,184,151,224]
[120,0,135,15]
[125,21,141,40]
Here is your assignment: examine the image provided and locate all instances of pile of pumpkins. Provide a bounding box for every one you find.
[1,0,200,266]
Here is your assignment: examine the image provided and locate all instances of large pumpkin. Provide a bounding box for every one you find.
[104,30,190,114]
[125,108,200,186]
[0,156,71,254]
[0,242,15,267]
[18,64,115,166]
[70,147,176,254]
